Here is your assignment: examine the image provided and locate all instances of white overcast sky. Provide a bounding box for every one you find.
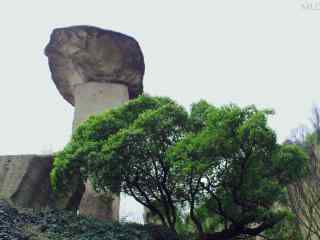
[0,0,320,222]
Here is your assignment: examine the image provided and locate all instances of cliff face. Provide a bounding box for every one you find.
[0,155,54,208]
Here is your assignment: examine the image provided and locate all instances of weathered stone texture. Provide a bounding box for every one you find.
[79,182,120,220]
[73,82,129,130]
[46,25,145,221]
[0,155,54,208]
[75,82,128,219]
[45,25,145,105]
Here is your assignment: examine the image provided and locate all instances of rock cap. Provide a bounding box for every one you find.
[45,26,145,105]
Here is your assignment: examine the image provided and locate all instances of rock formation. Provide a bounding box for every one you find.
[45,25,145,220]
[0,155,54,208]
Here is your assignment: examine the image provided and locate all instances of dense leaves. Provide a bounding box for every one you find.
[0,200,33,240]
[51,96,173,194]
[31,210,152,240]
[0,200,177,240]
[51,96,308,239]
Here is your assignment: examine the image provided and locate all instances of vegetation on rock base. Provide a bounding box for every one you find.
[0,200,182,240]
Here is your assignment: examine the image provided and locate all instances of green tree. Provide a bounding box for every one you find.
[51,96,307,240]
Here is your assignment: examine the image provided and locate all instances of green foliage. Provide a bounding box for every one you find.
[175,201,223,235]
[50,211,181,240]
[51,96,173,194]
[51,96,308,239]
[36,210,152,240]
[261,212,303,240]
[166,104,307,238]
[1,199,157,240]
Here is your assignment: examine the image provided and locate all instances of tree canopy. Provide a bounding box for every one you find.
[51,96,307,240]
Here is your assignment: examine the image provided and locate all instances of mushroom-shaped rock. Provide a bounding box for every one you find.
[46,25,144,130]
[45,25,144,105]
[45,26,145,220]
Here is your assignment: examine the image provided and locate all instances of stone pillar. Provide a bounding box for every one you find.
[72,82,129,130]
[45,25,145,221]
[79,181,120,220]
[73,82,129,220]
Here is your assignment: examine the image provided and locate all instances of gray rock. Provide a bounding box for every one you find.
[45,26,145,221]
[0,155,54,208]
[45,25,145,105]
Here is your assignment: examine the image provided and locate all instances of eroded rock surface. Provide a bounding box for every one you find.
[0,155,54,208]
[45,26,145,221]
[45,25,145,105]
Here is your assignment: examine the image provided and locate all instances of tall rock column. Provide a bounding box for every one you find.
[45,25,144,220]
